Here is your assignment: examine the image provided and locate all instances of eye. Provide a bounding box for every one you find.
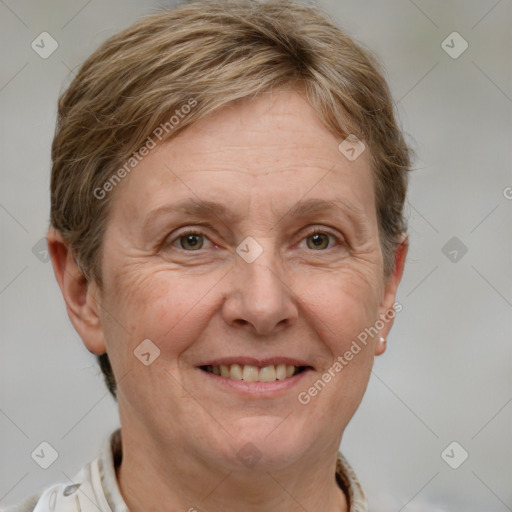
[166,227,343,253]
[303,229,341,251]
[172,229,210,251]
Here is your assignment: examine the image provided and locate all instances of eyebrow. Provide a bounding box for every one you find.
[142,197,369,233]
[280,198,366,223]
[142,199,242,231]
[271,197,370,236]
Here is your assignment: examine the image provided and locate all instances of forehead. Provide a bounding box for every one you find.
[108,88,376,224]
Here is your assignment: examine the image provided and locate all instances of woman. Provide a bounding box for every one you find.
[6,0,411,510]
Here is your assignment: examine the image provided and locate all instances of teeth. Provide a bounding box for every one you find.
[242,364,259,382]
[259,365,276,382]
[205,363,302,382]
[230,363,243,380]
[276,364,287,380]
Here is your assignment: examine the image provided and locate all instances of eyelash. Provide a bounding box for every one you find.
[167,227,344,252]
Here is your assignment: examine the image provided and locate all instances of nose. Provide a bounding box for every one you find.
[222,245,299,336]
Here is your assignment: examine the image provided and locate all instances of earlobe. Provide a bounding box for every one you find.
[375,236,409,356]
[47,228,107,355]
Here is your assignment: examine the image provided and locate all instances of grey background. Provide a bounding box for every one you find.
[1,0,511,510]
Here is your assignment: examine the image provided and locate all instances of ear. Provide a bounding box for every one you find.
[47,228,107,355]
[375,236,409,356]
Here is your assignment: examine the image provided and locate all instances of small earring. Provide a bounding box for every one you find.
[379,336,386,344]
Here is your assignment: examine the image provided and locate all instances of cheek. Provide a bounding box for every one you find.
[101,263,222,361]
[98,265,221,413]
[299,266,382,348]
[312,268,381,411]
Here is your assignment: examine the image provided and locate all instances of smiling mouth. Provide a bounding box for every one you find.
[200,364,311,382]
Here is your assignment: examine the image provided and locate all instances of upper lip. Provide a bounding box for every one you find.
[198,356,312,368]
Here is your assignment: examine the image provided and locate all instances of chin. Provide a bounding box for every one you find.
[218,415,320,472]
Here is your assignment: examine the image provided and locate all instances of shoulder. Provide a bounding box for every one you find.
[0,490,44,512]
[0,459,104,512]
[1,429,122,512]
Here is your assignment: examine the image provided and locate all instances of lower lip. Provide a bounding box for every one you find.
[198,368,312,396]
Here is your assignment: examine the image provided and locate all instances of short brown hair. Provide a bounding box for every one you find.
[50,0,413,401]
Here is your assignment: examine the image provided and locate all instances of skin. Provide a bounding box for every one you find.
[48,86,408,512]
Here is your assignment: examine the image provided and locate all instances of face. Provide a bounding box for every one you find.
[83,88,404,470]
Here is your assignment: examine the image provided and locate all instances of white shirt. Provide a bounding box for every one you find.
[2,428,368,512]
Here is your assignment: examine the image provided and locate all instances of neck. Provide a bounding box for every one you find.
[116,427,348,512]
